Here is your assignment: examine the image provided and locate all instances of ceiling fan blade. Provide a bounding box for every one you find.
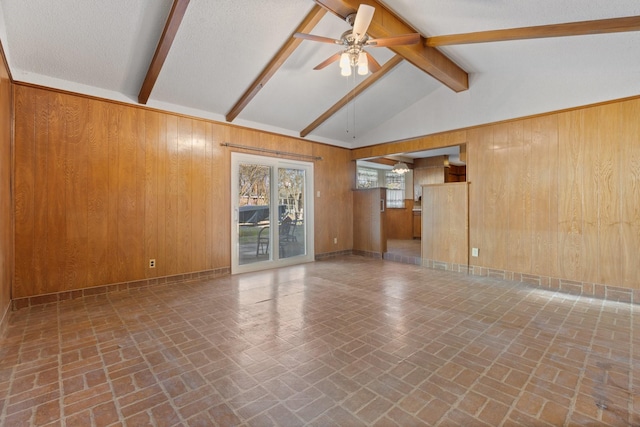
[365,52,381,73]
[352,4,375,41]
[294,32,341,45]
[367,33,421,47]
[427,15,640,47]
[313,52,342,70]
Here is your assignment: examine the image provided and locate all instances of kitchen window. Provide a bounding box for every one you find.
[357,166,406,208]
[385,171,405,208]
[357,167,379,188]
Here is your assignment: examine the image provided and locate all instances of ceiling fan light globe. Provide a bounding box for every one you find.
[341,65,352,76]
[339,52,350,69]
[357,51,368,75]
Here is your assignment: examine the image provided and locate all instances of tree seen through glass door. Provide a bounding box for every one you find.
[278,167,306,259]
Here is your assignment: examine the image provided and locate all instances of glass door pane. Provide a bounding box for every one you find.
[238,163,271,266]
[278,167,306,259]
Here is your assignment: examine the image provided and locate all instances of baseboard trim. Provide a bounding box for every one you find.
[13,256,638,310]
[419,258,640,305]
[351,249,383,259]
[315,250,352,260]
[11,267,231,311]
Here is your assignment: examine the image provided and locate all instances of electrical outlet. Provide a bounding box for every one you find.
[334,237,337,244]
[317,191,321,198]
[471,248,479,257]
[149,259,156,268]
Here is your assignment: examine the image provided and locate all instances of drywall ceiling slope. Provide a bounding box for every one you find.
[355,32,640,147]
[1,0,174,100]
[0,0,638,148]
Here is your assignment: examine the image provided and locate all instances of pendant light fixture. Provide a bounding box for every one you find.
[392,161,410,174]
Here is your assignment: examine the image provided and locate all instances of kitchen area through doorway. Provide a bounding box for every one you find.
[356,145,466,264]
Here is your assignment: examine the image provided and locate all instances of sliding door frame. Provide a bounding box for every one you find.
[231,152,315,274]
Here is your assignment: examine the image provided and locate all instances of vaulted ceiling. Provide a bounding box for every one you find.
[1,0,639,149]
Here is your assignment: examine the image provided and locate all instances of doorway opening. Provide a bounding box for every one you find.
[355,145,466,264]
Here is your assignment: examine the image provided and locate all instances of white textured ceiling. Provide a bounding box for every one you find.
[0,0,639,149]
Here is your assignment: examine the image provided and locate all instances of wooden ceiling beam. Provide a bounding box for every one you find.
[313,0,468,92]
[427,15,640,47]
[300,55,403,138]
[138,0,190,104]
[226,5,327,122]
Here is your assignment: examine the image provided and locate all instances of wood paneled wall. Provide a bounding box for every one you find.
[422,183,468,265]
[13,85,353,298]
[0,45,12,327]
[467,99,640,289]
[353,96,640,291]
[311,143,354,252]
[12,84,640,298]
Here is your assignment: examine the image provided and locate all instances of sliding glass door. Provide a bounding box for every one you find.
[231,153,314,273]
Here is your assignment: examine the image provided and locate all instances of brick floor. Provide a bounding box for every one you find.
[0,255,638,426]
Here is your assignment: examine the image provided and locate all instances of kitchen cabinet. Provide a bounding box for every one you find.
[353,188,387,256]
[386,201,413,240]
[413,210,421,239]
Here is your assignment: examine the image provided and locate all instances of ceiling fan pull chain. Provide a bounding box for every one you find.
[345,76,349,135]
[352,73,357,139]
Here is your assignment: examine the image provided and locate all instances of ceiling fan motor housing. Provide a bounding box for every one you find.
[340,30,368,47]
[339,31,368,66]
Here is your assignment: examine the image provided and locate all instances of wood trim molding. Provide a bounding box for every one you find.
[138,0,190,104]
[300,55,403,138]
[225,5,327,122]
[11,267,230,310]
[350,91,640,161]
[14,81,352,151]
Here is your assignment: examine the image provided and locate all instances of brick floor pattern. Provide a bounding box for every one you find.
[0,255,638,426]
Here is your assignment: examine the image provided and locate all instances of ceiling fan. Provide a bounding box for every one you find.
[293,4,420,76]
[303,1,640,93]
